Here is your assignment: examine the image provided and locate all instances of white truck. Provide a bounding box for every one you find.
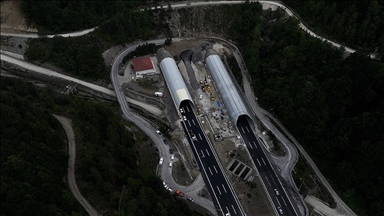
[154,92,163,97]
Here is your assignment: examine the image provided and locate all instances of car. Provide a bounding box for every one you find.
[187,197,194,202]
[169,162,173,167]
[225,213,231,216]
[156,130,162,136]
[171,154,174,160]
[168,187,173,193]
[277,206,283,215]
[274,188,280,196]
[163,139,168,145]
[159,157,164,165]
[169,148,173,154]
[183,116,187,121]
[162,181,166,187]
[191,134,197,141]
[180,108,184,113]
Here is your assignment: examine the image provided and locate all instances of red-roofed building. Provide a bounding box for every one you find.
[132,56,156,77]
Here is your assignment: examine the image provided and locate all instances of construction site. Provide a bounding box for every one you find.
[117,39,277,215]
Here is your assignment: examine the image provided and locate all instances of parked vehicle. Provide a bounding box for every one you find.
[163,139,168,145]
[169,162,173,167]
[154,92,163,97]
[156,130,162,136]
[187,197,194,202]
[169,148,173,154]
[175,190,184,197]
[159,157,164,165]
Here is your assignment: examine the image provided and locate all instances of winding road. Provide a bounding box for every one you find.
[53,115,100,216]
[1,1,366,215]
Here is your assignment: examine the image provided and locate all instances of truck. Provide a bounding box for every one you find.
[175,190,184,197]
[154,92,163,97]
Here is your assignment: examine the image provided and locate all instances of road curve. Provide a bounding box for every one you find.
[109,39,217,215]
[0,27,96,38]
[1,47,216,214]
[1,1,364,57]
[0,53,162,116]
[53,114,101,216]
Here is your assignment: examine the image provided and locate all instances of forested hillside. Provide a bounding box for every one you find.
[22,0,164,80]
[228,2,384,215]
[0,78,85,216]
[0,77,201,216]
[283,0,384,57]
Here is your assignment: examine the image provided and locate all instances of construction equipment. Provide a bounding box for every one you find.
[175,190,184,197]
[206,86,212,94]
[210,94,215,101]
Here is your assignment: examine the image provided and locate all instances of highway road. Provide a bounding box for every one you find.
[180,102,245,216]
[109,39,221,215]
[1,40,217,215]
[237,117,298,216]
[0,53,162,116]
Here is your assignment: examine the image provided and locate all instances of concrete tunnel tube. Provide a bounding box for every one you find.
[204,48,255,130]
[156,48,195,114]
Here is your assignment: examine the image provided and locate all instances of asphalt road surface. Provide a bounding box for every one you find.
[237,117,298,216]
[180,102,245,216]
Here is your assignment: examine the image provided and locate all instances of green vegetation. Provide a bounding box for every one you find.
[283,0,384,57]
[22,2,164,80]
[0,78,85,216]
[227,2,384,215]
[0,77,201,216]
[20,0,144,33]
[25,35,106,79]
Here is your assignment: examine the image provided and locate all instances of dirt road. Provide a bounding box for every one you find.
[53,115,100,216]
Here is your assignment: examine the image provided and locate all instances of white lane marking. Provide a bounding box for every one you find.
[208,167,213,175]
[198,133,203,140]
[213,165,218,173]
[206,149,210,156]
[261,158,266,165]
[253,141,258,148]
[216,186,222,195]
[246,126,250,133]
[256,159,261,166]
[222,184,227,193]
[200,150,205,157]
[192,119,196,126]
[231,205,237,214]
[248,142,253,149]
[276,197,281,207]
[188,120,191,127]
[282,197,288,206]
[226,207,230,214]
[265,176,271,186]
[241,127,245,133]
[186,106,190,112]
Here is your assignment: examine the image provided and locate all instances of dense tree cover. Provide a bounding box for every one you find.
[283,0,384,57]
[20,0,145,33]
[25,35,106,79]
[0,77,201,216]
[228,3,384,215]
[0,78,85,216]
[23,2,163,80]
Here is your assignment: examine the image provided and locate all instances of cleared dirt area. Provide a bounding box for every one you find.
[0,0,37,33]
